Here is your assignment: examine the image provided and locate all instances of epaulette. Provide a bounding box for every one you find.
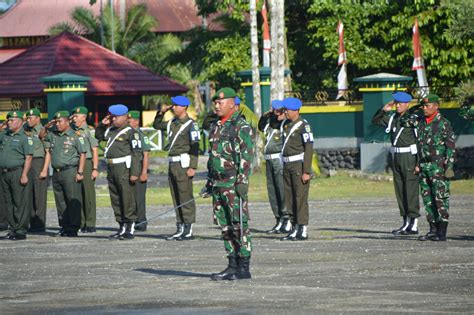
[24,131,32,136]
[88,125,94,130]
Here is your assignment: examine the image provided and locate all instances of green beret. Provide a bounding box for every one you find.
[7,111,24,119]
[54,110,70,119]
[423,94,440,103]
[72,106,88,115]
[128,110,140,119]
[26,108,41,117]
[212,87,237,101]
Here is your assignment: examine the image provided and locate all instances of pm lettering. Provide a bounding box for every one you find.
[132,139,142,148]
[302,133,313,143]
[190,130,200,141]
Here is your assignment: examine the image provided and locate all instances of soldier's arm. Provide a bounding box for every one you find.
[257,111,272,132]
[94,123,108,141]
[129,129,143,178]
[189,122,200,169]
[153,107,172,131]
[443,120,456,170]
[20,137,35,185]
[202,111,218,132]
[39,149,51,179]
[372,107,390,127]
[236,124,254,185]
[301,124,314,175]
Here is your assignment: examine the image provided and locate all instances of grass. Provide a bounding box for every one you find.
[46,171,474,208]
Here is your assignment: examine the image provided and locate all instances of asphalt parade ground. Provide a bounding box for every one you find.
[1,195,473,314]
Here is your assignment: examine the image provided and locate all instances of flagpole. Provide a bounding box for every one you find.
[412,18,428,96]
[336,21,348,100]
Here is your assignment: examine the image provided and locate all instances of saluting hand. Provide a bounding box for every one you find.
[102,115,111,125]
[382,102,394,112]
[160,104,173,114]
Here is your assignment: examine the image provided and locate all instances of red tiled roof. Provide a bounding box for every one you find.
[0,0,222,38]
[0,49,26,63]
[0,32,187,97]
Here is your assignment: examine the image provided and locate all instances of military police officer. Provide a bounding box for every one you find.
[203,87,254,281]
[0,111,34,240]
[258,99,291,234]
[72,106,99,233]
[280,97,314,241]
[24,108,49,233]
[372,92,420,235]
[153,96,200,240]
[0,120,10,231]
[402,94,455,241]
[128,110,151,232]
[42,111,86,237]
[95,104,142,240]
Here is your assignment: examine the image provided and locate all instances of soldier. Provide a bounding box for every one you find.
[258,100,291,234]
[24,109,49,233]
[372,92,420,235]
[95,104,142,240]
[202,87,254,281]
[42,111,86,237]
[0,119,8,231]
[402,94,455,242]
[280,97,314,241]
[153,96,199,240]
[128,110,151,232]
[72,106,99,233]
[0,111,34,240]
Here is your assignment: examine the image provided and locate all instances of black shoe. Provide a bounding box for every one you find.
[166,223,184,241]
[295,225,308,241]
[135,222,147,232]
[436,221,448,241]
[9,233,27,241]
[235,256,251,280]
[392,216,409,235]
[54,228,65,237]
[29,227,46,233]
[211,255,238,281]
[85,227,96,233]
[279,219,292,233]
[418,221,438,241]
[62,231,78,237]
[80,227,87,233]
[119,232,134,240]
[176,224,193,241]
[281,225,298,241]
[0,223,8,231]
[109,224,125,239]
[266,219,282,234]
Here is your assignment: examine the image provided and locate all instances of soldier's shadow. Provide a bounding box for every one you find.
[318,227,389,234]
[135,268,210,278]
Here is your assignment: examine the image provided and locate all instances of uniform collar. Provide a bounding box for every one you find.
[177,114,190,123]
[425,111,439,124]
[219,110,239,125]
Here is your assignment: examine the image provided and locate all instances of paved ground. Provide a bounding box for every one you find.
[1,195,473,314]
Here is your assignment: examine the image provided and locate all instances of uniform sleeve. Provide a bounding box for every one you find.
[236,123,254,185]
[372,108,390,127]
[43,132,52,149]
[442,119,456,170]
[258,111,271,132]
[301,122,314,174]
[152,112,168,131]
[140,132,151,152]
[189,121,200,169]
[23,136,34,156]
[129,129,143,177]
[94,123,108,141]
[88,128,99,147]
[202,111,218,132]
[75,135,87,153]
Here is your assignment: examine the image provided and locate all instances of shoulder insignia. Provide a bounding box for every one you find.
[144,136,150,145]
[134,133,140,140]
[79,137,85,145]
[28,138,33,146]
[305,125,311,132]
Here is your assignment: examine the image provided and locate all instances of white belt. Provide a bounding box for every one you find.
[390,146,411,153]
[282,153,304,163]
[264,153,281,160]
[169,156,181,162]
[107,155,131,164]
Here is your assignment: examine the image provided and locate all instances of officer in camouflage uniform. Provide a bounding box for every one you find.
[372,92,420,235]
[128,110,151,232]
[202,87,254,281]
[153,96,200,241]
[24,109,49,233]
[258,99,291,234]
[72,106,99,233]
[42,111,86,237]
[280,98,314,241]
[95,104,142,240]
[0,111,34,240]
[401,94,455,241]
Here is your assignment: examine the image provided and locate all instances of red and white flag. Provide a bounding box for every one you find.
[336,21,348,100]
[412,18,429,95]
[261,0,271,67]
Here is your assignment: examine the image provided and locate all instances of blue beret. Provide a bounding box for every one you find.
[282,97,302,110]
[234,96,241,105]
[271,100,283,110]
[171,96,190,107]
[392,92,412,103]
[108,104,129,116]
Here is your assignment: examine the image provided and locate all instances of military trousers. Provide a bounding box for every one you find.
[107,163,137,224]
[1,168,32,236]
[419,162,450,223]
[29,157,48,230]
[392,152,420,218]
[80,159,97,229]
[0,172,7,226]
[168,162,195,224]
[265,158,288,220]
[212,186,252,258]
[283,161,310,225]
[135,163,147,224]
[52,167,82,233]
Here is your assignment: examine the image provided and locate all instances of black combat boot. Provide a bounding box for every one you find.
[211,254,238,281]
[120,222,135,240]
[418,221,438,241]
[435,221,448,241]
[109,223,125,239]
[235,256,251,280]
[279,218,292,233]
[177,223,194,241]
[266,218,282,234]
[166,223,184,241]
[401,217,419,235]
[134,221,147,232]
[392,216,409,235]
[295,225,308,241]
[281,224,298,241]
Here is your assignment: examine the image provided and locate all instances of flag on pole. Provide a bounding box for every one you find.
[261,0,271,67]
[412,18,429,96]
[336,21,348,100]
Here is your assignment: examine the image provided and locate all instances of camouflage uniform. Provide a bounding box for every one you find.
[207,111,254,258]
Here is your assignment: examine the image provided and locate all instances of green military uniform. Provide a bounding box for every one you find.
[153,108,200,240]
[281,116,313,240]
[258,111,289,233]
[73,122,99,231]
[372,105,420,235]
[0,128,7,231]
[134,127,151,230]
[24,109,48,232]
[44,122,86,236]
[95,112,142,239]
[0,113,34,239]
